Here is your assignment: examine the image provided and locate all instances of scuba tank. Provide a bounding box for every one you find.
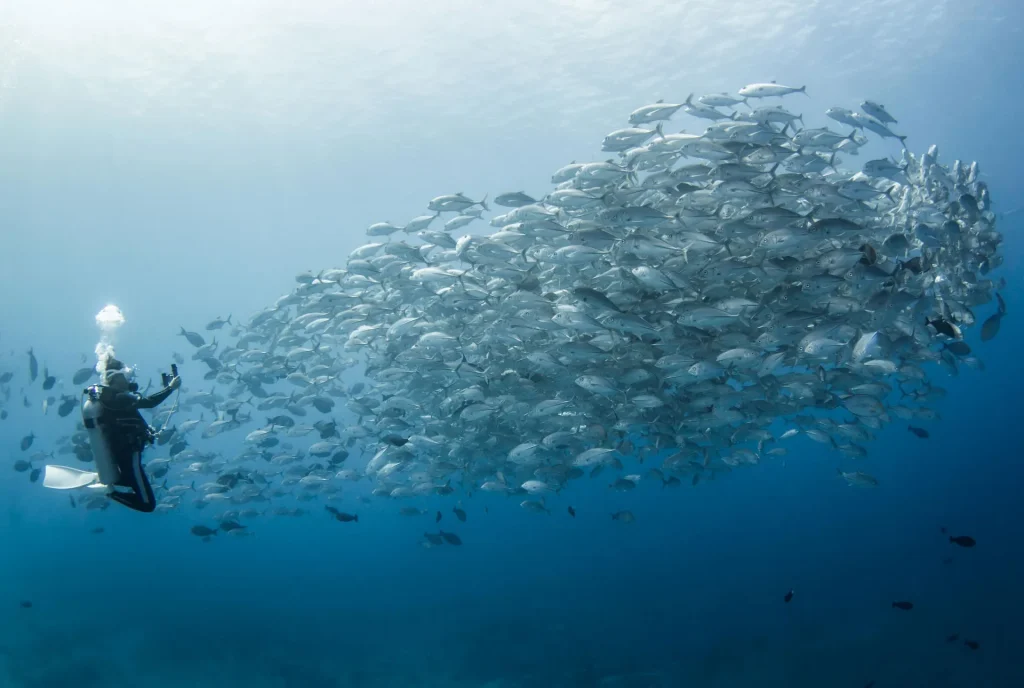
[82,385,120,486]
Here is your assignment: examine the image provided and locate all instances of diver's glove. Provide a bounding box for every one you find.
[168,376,182,391]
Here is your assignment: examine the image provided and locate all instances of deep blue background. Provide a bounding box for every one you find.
[1,1,1022,685]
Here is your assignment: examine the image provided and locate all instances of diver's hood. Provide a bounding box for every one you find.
[102,357,135,388]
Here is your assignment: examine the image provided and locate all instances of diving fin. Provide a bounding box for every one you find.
[43,465,102,490]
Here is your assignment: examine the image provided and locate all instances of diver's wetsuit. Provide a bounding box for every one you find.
[95,384,175,513]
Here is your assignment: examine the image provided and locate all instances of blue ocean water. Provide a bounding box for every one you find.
[1,1,1022,686]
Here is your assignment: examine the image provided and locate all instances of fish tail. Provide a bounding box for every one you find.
[479,194,489,212]
[798,85,808,96]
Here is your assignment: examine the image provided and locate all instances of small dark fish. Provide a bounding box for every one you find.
[28,348,38,381]
[863,682,875,688]
[901,256,924,274]
[219,520,247,532]
[91,527,105,534]
[980,312,1002,341]
[155,426,177,446]
[0,371,13,384]
[439,530,462,546]
[908,425,929,438]
[382,434,409,447]
[892,601,914,610]
[20,600,32,609]
[29,468,40,483]
[784,589,794,603]
[72,367,96,385]
[13,460,31,472]
[423,532,444,546]
[325,506,358,522]
[859,243,878,265]
[57,395,77,418]
[178,327,206,348]
[568,506,576,518]
[926,316,962,339]
[943,341,971,356]
[692,474,700,486]
[435,511,442,523]
[949,535,976,547]
[0,409,7,420]
[996,292,1006,315]
[20,432,35,451]
[311,397,334,414]
[964,640,980,650]
[190,525,218,537]
[946,633,959,642]
[453,506,467,522]
[41,369,56,391]
[69,495,76,508]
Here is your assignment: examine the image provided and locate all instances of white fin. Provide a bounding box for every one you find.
[43,465,101,490]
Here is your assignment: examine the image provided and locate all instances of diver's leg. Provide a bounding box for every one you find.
[109,448,156,513]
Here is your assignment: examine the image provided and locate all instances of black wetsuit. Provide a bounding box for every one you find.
[93,384,175,513]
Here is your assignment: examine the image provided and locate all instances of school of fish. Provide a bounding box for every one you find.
[1,83,1008,542]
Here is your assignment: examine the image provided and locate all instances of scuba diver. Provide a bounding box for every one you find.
[81,355,181,513]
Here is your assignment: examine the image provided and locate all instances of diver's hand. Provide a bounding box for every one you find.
[168,376,181,391]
